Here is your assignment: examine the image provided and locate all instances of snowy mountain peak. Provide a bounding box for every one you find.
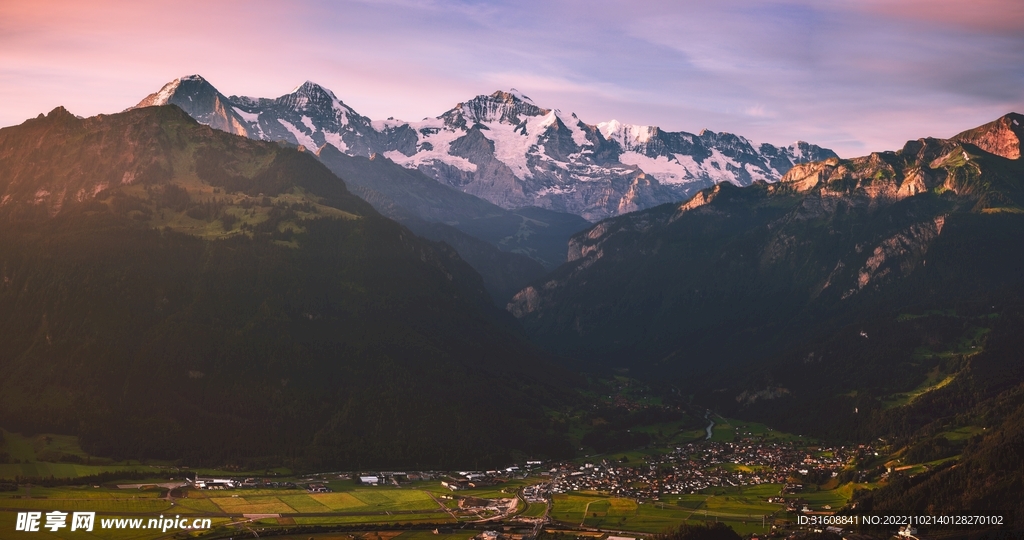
[271,81,359,129]
[135,75,838,221]
[445,91,551,128]
[290,80,337,100]
[141,79,181,107]
[598,120,660,148]
[507,88,535,104]
[134,75,218,109]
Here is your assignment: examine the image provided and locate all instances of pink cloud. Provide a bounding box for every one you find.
[849,0,1024,34]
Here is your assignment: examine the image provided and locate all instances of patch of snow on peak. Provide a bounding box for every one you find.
[787,142,809,160]
[383,119,477,173]
[232,107,259,123]
[618,152,699,185]
[508,88,534,104]
[277,119,318,151]
[149,79,182,106]
[706,148,743,185]
[332,101,351,125]
[371,118,408,131]
[478,112,557,178]
[597,120,622,141]
[557,111,591,148]
[301,116,317,132]
[599,121,657,149]
[744,163,770,183]
[323,131,348,152]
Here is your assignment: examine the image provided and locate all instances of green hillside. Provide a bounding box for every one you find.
[0,105,576,470]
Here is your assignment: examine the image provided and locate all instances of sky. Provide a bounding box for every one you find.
[2,0,1023,157]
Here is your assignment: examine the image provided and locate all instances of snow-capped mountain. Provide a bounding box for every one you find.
[137,76,836,220]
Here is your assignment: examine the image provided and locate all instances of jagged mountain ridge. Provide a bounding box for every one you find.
[502,114,1024,517]
[508,112,1024,366]
[136,75,837,220]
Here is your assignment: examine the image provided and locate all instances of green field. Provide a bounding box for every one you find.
[882,365,959,409]
[0,430,166,480]
[939,425,985,442]
[550,489,781,534]
[393,531,476,540]
[0,429,295,482]
[0,511,233,540]
[0,484,185,515]
[289,513,453,525]
[0,486,457,539]
[796,482,869,509]
[413,478,538,500]
[183,487,442,515]
[523,501,548,517]
[257,532,474,540]
[707,417,805,443]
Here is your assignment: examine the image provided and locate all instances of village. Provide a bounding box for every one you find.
[182,435,873,501]
[183,438,871,520]
[546,440,871,500]
[159,411,893,540]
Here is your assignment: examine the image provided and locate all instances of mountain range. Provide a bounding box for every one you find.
[4,78,1024,523]
[137,75,837,222]
[503,111,1024,521]
[509,110,1024,426]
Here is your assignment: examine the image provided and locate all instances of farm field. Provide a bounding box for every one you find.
[708,417,806,443]
[288,513,454,525]
[183,487,444,515]
[0,429,287,481]
[262,531,475,540]
[523,502,547,517]
[796,482,872,510]
[550,484,789,534]
[0,510,233,540]
[0,497,173,514]
[0,430,301,481]
[412,478,540,500]
[0,486,460,539]
[0,485,182,515]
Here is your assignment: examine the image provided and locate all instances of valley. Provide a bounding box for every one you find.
[0,406,979,539]
[0,89,1022,538]
[5,0,1023,536]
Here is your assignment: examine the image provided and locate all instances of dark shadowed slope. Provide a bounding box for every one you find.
[0,105,577,469]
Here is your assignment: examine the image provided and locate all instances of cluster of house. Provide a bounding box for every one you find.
[448,465,546,489]
[347,463,545,492]
[186,476,300,490]
[187,477,237,490]
[350,471,443,485]
[546,441,870,499]
[521,484,547,503]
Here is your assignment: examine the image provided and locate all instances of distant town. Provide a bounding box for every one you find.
[186,438,874,504]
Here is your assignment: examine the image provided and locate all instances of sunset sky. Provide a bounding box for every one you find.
[2,0,1022,157]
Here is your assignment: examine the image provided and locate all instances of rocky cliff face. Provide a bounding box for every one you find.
[135,77,836,221]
